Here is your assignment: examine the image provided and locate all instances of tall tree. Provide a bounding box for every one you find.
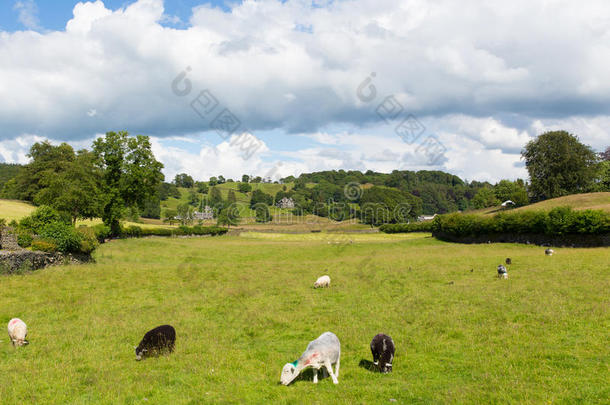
[242,174,250,183]
[227,189,237,204]
[522,131,599,201]
[93,131,164,235]
[8,141,75,201]
[208,186,223,207]
[173,173,194,188]
[34,150,103,225]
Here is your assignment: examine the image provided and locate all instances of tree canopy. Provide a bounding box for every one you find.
[522,131,599,201]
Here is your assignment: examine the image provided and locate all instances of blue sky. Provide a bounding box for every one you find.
[0,0,608,182]
[0,0,236,31]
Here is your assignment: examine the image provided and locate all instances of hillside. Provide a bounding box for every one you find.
[471,192,610,215]
[0,199,35,221]
[513,192,610,213]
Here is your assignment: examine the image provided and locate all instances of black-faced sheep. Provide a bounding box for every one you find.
[281,331,341,385]
[497,264,508,279]
[135,325,176,360]
[545,248,554,256]
[370,333,394,373]
[7,318,28,347]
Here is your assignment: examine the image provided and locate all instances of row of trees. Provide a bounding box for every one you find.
[1,132,164,235]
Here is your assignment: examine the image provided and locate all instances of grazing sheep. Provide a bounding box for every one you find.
[281,331,340,385]
[314,275,331,288]
[7,318,28,347]
[497,265,508,279]
[505,258,512,265]
[370,333,395,373]
[545,248,554,256]
[135,325,176,360]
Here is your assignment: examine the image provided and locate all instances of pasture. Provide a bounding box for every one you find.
[1,234,608,403]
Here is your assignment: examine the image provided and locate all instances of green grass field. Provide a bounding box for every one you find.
[0,199,35,221]
[467,192,610,216]
[1,234,608,403]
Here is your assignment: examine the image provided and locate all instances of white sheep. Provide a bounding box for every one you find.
[7,318,29,347]
[545,248,554,256]
[314,275,331,288]
[281,331,341,385]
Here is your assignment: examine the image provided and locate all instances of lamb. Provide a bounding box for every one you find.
[370,333,395,373]
[545,248,554,256]
[135,325,176,361]
[7,318,29,347]
[497,264,508,279]
[505,258,512,265]
[281,331,341,385]
[314,275,331,288]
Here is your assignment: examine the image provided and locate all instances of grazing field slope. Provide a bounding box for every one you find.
[471,192,610,215]
[0,199,35,221]
[1,234,608,403]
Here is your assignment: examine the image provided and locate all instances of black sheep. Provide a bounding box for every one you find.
[370,333,395,373]
[135,325,176,360]
[505,258,512,265]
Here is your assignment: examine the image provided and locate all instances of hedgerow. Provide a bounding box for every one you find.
[427,207,610,237]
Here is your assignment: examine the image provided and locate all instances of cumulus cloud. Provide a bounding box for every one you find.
[0,0,609,182]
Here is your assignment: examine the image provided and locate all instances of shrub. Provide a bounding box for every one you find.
[39,222,82,253]
[122,225,143,238]
[92,224,111,242]
[427,206,610,238]
[380,221,434,233]
[16,230,33,248]
[31,239,58,253]
[77,227,99,254]
[21,206,68,233]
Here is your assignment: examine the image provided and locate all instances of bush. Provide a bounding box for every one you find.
[31,239,58,253]
[380,221,434,233]
[77,227,99,254]
[92,224,111,242]
[21,206,68,233]
[39,222,82,253]
[427,207,610,238]
[121,225,228,238]
[16,230,33,248]
[122,225,143,238]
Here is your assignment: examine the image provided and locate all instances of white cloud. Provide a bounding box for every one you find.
[1,0,609,182]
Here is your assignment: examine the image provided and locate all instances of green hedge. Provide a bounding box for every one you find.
[380,221,434,233]
[430,207,610,237]
[120,225,228,238]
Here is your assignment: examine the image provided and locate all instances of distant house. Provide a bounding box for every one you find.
[193,206,214,220]
[276,197,295,209]
[501,200,516,207]
[417,214,437,222]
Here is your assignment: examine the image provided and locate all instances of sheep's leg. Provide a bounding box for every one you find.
[325,360,339,384]
[313,368,318,384]
[335,358,340,377]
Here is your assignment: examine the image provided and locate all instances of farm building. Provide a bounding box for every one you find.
[276,197,295,209]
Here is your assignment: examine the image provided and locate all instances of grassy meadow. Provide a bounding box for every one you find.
[1,233,608,403]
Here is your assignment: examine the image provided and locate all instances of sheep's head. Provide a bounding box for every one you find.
[135,346,147,361]
[280,361,298,385]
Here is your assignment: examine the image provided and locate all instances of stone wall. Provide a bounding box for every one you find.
[0,250,91,275]
[0,227,22,250]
